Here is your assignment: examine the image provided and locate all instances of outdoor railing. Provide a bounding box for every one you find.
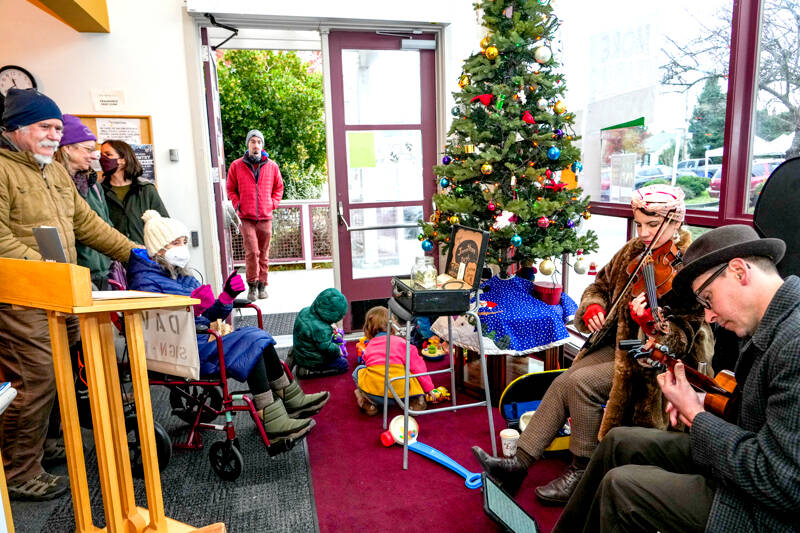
[231,199,332,268]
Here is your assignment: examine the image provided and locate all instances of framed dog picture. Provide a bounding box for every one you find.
[444,225,489,290]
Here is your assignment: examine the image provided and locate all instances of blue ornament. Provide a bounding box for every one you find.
[567,219,575,228]
[547,146,561,160]
[421,239,434,252]
[510,234,523,247]
[442,155,452,165]
[571,161,583,172]
[439,177,450,188]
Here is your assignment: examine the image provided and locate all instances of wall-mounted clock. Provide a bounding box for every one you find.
[0,65,37,118]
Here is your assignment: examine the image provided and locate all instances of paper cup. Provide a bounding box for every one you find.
[499,428,520,457]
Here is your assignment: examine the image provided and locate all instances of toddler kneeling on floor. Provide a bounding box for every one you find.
[291,288,349,378]
[353,306,439,416]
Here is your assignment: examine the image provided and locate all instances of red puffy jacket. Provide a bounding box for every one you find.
[226,152,284,221]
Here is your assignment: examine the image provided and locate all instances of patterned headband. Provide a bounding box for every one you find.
[631,184,686,222]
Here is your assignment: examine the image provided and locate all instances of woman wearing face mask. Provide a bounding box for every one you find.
[127,211,329,450]
[100,139,169,245]
[55,115,113,289]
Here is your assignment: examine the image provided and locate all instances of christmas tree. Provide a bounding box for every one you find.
[420,0,598,277]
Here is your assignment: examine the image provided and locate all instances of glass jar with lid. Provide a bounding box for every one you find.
[411,256,437,289]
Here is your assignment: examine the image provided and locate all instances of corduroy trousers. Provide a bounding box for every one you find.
[241,219,272,284]
[0,307,79,484]
[516,344,615,460]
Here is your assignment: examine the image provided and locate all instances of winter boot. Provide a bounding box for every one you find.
[246,282,258,302]
[534,455,588,505]
[257,281,269,299]
[259,397,315,441]
[272,375,330,418]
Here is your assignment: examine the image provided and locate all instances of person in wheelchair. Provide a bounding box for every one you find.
[127,210,329,448]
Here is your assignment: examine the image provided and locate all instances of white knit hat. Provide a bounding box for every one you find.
[141,210,189,256]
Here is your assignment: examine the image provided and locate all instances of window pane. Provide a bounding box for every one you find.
[558,1,731,211]
[346,130,423,203]
[342,49,421,125]
[564,215,629,304]
[749,0,797,214]
[349,206,423,279]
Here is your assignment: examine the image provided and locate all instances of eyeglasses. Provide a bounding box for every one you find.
[72,144,98,154]
[693,263,728,309]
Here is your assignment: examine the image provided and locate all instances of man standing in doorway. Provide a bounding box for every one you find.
[226,129,284,301]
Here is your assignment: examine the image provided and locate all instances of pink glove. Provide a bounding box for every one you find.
[191,284,215,317]
[219,272,245,305]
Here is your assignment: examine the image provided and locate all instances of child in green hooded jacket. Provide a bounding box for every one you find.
[291,288,349,377]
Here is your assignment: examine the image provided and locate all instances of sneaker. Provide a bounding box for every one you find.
[257,282,268,299]
[8,472,69,501]
[42,440,67,467]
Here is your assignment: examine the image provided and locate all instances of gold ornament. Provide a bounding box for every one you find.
[449,215,460,225]
[458,74,471,88]
[480,36,491,50]
[582,210,592,220]
[464,144,475,154]
[485,46,499,60]
[539,258,556,276]
[481,162,493,175]
[554,100,567,114]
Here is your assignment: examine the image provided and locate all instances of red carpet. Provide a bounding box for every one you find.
[299,343,568,532]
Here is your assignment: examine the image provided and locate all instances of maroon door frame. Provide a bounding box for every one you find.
[328,31,437,330]
[587,0,763,231]
[201,27,232,279]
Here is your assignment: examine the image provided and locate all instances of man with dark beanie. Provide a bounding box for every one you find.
[226,129,284,301]
[0,88,138,500]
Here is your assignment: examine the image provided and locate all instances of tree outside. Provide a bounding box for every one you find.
[420,0,598,275]
[217,50,327,199]
[687,78,726,159]
[662,0,799,158]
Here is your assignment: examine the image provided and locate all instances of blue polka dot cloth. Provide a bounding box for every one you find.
[476,276,577,353]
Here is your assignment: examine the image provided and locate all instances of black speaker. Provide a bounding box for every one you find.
[753,156,800,277]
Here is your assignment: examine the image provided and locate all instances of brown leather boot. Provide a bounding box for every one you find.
[472,446,528,495]
[534,456,588,505]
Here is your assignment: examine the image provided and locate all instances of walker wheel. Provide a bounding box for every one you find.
[209,440,243,481]
[126,415,172,478]
[169,385,223,424]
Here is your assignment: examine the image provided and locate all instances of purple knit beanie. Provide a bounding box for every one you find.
[59,114,97,147]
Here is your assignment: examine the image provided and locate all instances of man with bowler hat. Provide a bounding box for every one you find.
[553,224,800,533]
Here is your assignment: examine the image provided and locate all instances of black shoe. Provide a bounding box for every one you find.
[534,463,585,505]
[471,446,527,495]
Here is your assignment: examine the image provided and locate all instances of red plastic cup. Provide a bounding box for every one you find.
[380,430,395,447]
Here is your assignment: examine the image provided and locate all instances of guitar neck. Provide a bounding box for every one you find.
[655,353,731,396]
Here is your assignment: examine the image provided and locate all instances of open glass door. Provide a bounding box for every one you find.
[329,31,436,331]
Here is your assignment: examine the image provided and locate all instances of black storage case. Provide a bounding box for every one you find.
[391,225,489,316]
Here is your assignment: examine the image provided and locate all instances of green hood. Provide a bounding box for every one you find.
[311,288,348,323]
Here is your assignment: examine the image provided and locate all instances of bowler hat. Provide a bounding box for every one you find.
[673,224,785,298]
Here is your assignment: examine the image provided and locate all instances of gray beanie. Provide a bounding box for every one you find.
[246,129,264,146]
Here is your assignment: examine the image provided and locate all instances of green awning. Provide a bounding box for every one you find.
[601,117,645,131]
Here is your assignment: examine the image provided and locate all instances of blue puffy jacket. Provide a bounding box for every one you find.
[127,248,274,381]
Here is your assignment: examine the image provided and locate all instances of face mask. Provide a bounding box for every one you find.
[164,245,190,268]
[99,155,119,173]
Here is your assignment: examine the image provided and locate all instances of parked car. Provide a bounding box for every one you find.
[634,165,674,189]
[708,160,784,201]
[677,158,720,178]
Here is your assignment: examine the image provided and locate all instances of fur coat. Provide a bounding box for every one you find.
[573,228,714,439]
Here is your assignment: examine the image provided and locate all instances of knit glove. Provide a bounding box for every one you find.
[190,284,215,317]
[219,272,245,305]
[582,304,606,328]
[629,301,657,337]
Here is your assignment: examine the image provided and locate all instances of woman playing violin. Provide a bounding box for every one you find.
[473,184,714,505]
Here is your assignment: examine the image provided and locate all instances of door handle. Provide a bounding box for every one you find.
[337,201,419,232]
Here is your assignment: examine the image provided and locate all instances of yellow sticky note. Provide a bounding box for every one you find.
[347,131,376,168]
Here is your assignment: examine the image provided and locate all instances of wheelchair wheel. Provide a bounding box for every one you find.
[126,414,172,478]
[209,440,243,481]
[169,385,223,424]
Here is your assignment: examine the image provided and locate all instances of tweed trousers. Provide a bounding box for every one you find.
[517,344,615,459]
[0,307,80,483]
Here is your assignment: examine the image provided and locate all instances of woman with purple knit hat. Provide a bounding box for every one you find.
[55,114,114,289]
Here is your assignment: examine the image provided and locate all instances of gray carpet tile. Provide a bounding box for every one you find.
[12,383,317,533]
[234,312,298,338]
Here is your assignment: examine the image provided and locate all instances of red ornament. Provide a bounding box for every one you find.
[588,261,598,275]
[471,94,494,106]
[537,216,550,228]
[522,110,536,124]
[545,169,552,179]
[487,201,497,211]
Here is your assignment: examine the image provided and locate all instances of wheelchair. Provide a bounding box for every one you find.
[97,280,295,481]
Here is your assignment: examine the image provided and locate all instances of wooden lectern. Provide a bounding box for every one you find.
[0,258,224,533]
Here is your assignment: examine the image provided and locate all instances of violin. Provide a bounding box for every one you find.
[624,338,740,422]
